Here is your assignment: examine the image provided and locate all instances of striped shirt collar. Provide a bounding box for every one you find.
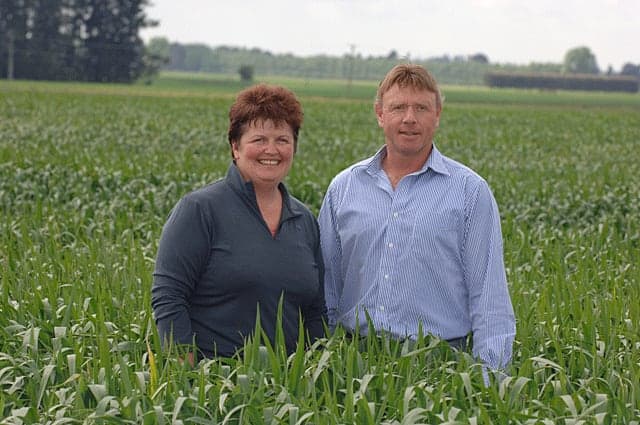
[364,143,451,178]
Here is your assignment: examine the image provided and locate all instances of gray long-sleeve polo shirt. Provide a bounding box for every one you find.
[151,163,326,358]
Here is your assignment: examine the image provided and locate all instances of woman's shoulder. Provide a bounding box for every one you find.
[167,179,233,219]
[183,178,230,202]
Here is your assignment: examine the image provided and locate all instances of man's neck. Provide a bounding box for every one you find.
[382,146,432,188]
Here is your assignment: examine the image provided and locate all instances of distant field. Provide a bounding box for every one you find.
[153,71,640,107]
[1,75,639,422]
[4,70,640,107]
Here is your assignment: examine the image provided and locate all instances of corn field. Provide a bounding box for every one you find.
[1,77,639,423]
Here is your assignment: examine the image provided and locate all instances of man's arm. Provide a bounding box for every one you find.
[318,185,344,329]
[462,179,516,371]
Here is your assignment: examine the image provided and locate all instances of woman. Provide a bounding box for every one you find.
[151,84,326,361]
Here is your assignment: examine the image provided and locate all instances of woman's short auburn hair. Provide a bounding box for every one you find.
[227,84,303,157]
[376,64,443,110]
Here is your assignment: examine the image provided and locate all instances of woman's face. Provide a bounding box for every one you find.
[232,119,295,189]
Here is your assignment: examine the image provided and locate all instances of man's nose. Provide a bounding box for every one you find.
[402,107,417,122]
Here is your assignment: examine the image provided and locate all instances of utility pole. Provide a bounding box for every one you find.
[7,29,15,80]
[347,44,356,91]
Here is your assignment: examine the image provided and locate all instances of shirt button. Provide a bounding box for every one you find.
[393,212,399,218]
[384,274,389,279]
[388,242,394,248]
[379,305,385,311]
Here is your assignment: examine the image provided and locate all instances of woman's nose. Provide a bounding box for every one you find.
[264,140,278,152]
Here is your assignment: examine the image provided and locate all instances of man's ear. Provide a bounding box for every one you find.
[374,102,384,127]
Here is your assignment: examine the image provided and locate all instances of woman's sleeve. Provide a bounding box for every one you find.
[151,197,212,347]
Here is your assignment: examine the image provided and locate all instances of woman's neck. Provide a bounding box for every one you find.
[254,185,283,237]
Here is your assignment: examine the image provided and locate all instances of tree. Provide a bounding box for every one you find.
[168,43,187,70]
[79,0,156,82]
[0,0,21,79]
[140,37,170,83]
[563,46,599,74]
[4,0,56,79]
[182,44,213,71]
[620,63,640,77]
[146,37,170,60]
[0,0,156,82]
[469,53,489,64]
[238,65,254,82]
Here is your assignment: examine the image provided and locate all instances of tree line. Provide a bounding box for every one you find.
[485,47,640,93]
[0,0,156,82]
[485,72,639,93]
[146,38,565,86]
[148,39,640,87]
[2,4,639,87]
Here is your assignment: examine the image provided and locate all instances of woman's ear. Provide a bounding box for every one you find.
[231,141,239,160]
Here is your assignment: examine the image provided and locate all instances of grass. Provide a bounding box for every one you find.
[1,74,639,423]
[4,70,640,107]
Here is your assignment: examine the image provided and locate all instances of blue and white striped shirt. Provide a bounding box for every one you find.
[318,145,516,370]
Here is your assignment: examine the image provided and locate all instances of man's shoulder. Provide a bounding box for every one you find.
[329,155,376,188]
[434,152,495,203]
[438,153,486,184]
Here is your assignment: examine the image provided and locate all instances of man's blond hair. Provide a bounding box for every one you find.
[376,64,443,110]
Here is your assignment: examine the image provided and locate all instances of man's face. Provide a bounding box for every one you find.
[375,84,441,160]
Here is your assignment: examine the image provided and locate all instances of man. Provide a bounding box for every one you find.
[318,64,515,373]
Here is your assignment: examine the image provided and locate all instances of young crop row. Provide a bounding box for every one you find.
[1,81,639,423]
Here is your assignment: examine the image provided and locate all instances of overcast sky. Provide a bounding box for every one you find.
[141,0,639,71]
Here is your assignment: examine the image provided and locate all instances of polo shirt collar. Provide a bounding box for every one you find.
[225,162,303,220]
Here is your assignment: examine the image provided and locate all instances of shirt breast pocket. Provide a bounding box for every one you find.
[410,211,460,261]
